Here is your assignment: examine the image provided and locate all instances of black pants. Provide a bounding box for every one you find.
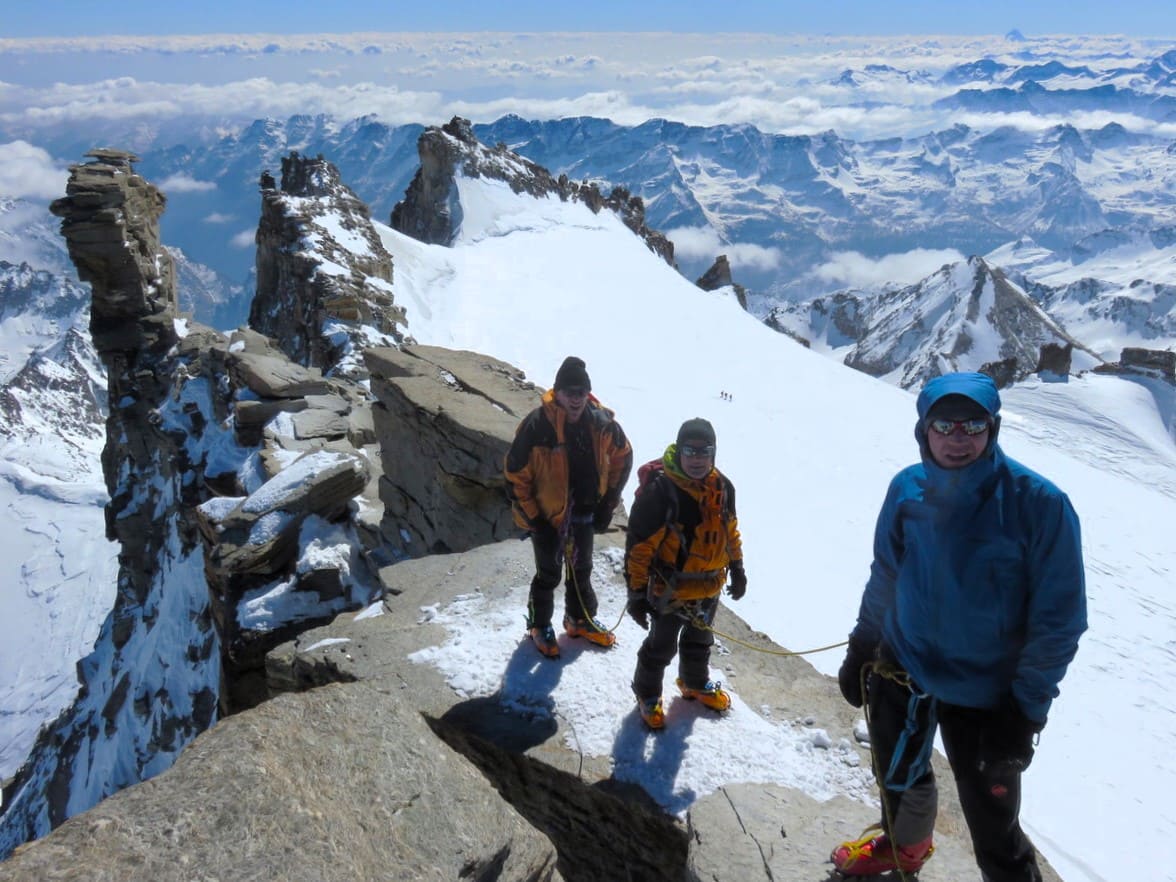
[527,517,597,628]
[631,598,718,700]
[868,673,1042,882]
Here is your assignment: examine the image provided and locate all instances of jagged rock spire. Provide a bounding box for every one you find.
[251,151,404,379]
[696,254,749,310]
[50,149,177,357]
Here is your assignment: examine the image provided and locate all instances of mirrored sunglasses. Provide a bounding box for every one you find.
[928,417,990,437]
[680,444,716,457]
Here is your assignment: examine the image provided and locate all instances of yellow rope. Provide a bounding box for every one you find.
[687,613,848,657]
[564,534,627,635]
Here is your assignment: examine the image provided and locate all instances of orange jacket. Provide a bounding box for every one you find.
[504,390,632,531]
[625,448,743,601]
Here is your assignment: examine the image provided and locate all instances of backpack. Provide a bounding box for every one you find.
[634,457,677,525]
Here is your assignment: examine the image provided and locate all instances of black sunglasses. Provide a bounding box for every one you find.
[680,444,716,457]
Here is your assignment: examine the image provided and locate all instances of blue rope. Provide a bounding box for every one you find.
[883,689,938,792]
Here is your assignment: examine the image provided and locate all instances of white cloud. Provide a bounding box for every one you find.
[230,228,255,248]
[812,248,966,288]
[666,226,782,273]
[158,173,216,193]
[0,33,1167,143]
[0,141,67,199]
[203,212,234,224]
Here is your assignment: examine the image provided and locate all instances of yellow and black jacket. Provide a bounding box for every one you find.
[625,445,743,602]
[504,390,633,531]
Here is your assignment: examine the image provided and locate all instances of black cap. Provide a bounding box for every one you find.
[553,356,591,392]
[676,417,716,447]
[927,393,989,422]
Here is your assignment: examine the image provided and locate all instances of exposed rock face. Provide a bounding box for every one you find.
[392,117,675,266]
[0,150,222,857]
[0,683,564,882]
[365,344,540,555]
[844,257,1093,387]
[1093,346,1176,383]
[251,152,405,380]
[1,151,398,858]
[0,326,104,444]
[696,254,749,310]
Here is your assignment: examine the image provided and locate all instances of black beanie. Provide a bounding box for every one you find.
[927,394,989,422]
[553,356,591,391]
[677,417,716,447]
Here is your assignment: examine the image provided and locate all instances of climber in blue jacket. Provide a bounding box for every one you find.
[831,371,1087,881]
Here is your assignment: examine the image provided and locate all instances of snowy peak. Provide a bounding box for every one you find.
[0,325,104,457]
[769,256,1099,388]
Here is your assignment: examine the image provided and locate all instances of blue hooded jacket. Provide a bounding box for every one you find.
[853,372,1087,723]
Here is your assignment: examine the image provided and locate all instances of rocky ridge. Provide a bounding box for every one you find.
[391,116,676,266]
[0,147,527,856]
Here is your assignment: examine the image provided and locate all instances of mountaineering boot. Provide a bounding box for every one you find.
[563,615,617,647]
[830,825,933,876]
[638,697,665,730]
[529,624,560,659]
[676,678,732,712]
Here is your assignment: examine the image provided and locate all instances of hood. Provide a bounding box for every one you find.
[915,372,1001,422]
[914,372,1002,462]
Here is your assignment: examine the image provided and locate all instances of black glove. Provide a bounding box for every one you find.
[726,561,747,600]
[627,591,653,630]
[837,634,875,709]
[978,698,1043,776]
[593,495,617,534]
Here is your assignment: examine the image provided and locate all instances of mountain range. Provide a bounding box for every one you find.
[0,44,1173,878]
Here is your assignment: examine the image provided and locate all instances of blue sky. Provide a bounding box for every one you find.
[3,0,1173,38]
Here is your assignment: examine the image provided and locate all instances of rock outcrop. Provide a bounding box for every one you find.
[1,149,222,857]
[696,254,749,310]
[391,117,676,266]
[365,344,539,555]
[251,152,406,380]
[1093,345,1176,383]
[1,150,406,857]
[0,682,565,882]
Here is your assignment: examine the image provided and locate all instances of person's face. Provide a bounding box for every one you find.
[679,440,715,479]
[555,386,588,422]
[925,416,990,469]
